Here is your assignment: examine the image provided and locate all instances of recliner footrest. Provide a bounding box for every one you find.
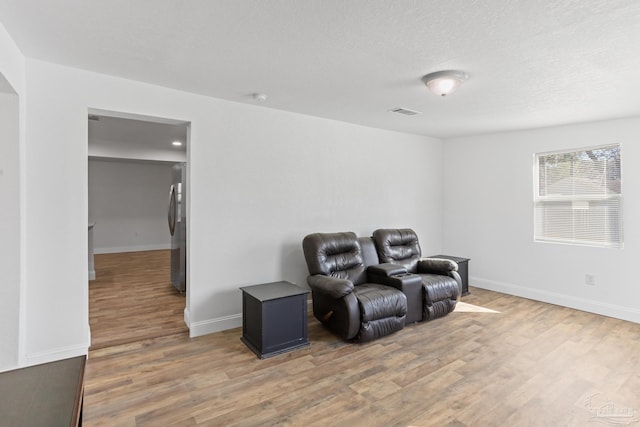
[422,274,459,302]
[421,274,459,320]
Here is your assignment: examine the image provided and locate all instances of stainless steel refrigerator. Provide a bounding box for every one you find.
[168,163,187,293]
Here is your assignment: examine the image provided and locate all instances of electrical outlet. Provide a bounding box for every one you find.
[585,274,596,286]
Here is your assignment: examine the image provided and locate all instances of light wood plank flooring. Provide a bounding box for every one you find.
[89,250,188,350]
[85,256,640,426]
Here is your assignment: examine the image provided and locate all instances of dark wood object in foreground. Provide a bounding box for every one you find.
[0,355,86,426]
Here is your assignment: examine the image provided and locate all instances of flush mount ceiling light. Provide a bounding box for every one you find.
[422,70,469,97]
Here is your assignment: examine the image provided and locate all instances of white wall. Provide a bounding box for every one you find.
[0,21,25,371]
[88,158,173,253]
[20,58,443,363]
[188,108,444,336]
[0,90,20,371]
[443,117,640,322]
[0,21,24,93]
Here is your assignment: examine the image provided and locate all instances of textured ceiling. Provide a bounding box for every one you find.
[1,0,640,138]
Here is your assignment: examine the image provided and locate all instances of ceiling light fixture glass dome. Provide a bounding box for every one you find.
[422,70,469,96]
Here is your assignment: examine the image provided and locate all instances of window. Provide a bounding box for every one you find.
[534,144,622,248]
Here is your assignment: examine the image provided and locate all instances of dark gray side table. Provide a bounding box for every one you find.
[240,281,310,359]
[429,255,470,296]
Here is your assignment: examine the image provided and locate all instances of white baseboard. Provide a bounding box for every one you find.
[24,342,89,367]
[472,276,640,324]
[94,243,171,254]
[188,313,242,338]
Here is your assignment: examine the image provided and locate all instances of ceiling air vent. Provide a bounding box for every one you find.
[389,107,421,116]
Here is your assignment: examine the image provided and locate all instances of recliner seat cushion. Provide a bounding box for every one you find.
[354,284,407,321]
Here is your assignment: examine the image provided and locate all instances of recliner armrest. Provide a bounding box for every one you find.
[307,275,354,299]
[370,272,422,289]
[418,257,458,274]
[367,263,407,277]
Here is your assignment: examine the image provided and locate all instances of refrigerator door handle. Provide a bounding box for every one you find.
[168,184,176,236]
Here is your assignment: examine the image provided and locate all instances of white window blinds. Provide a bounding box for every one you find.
[534,144,622,248]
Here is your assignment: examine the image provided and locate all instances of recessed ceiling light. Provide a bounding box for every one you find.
[172,141,183,146]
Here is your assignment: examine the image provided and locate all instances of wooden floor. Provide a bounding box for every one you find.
[89,250,187,350]
[84,255,640,426]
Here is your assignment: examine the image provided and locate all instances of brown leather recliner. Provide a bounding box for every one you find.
[372,228,461,321]
[302,232,407,342]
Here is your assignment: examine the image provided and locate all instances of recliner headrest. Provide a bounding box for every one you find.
[302,231,367,284]
[372,228,422,273]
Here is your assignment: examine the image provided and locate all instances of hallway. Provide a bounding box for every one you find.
[89,250,187,350]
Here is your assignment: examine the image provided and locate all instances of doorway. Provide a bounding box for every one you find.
[87,110,190,349]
